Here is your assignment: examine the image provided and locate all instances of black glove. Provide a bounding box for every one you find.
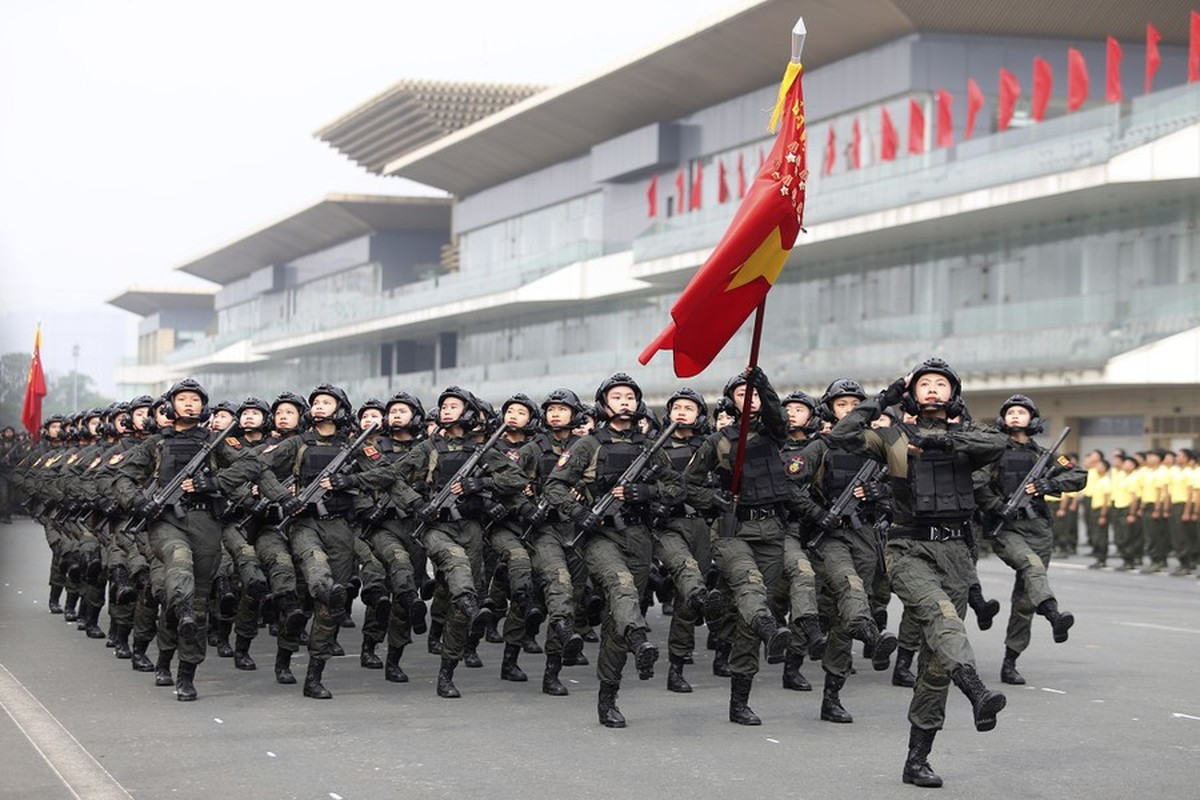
[458,476,492,495]
[359,504,388,528]
[624,482,658,504]
[878,376,908,409]
[96,497,120,517]
[518,501,548,528]
[711,489,734,514]
[998,504,1020,522]
[189,472,216,493]
[1031,478,1056,496]
[215,498,239,523]
[482,500,508,525]
[279,495,306,518]
[327,473,357,491]
[415,502,439,526]
[571,504,601,536]
[816,510,841,531]
[910,434,953,452]
[132,492,162,521]
[745,365,768,390]
[861,480,888,503]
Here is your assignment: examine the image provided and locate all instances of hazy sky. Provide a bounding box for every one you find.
[0,0,743,382]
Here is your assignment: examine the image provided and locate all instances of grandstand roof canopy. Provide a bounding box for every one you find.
[319,0,1193,196]
[174,193,452,286]
[107,287,216,317]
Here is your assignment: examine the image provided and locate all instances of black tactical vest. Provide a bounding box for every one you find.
[531,433,565,486]
[999,446,1038,496]
[157,433,206,484]
[663,437,698,474]
[898,449,975,524]
[724,428,792,506]
[432,436,473,490]
[823,447,866,501]
[592,427,645,494]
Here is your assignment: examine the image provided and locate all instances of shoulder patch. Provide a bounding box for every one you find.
[108,453,125,465]
[88,457,102,469]
[262,443,280,454]
[225,437,242,449]
[363,445,381,460]
[505,447,521,463]
[66,454,79,465]
[786,455,806,475]
[556,450,572,468]
[1057,454,1074,468]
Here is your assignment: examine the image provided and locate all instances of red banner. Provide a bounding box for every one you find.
[1146,23,1162,95]
[639,62,807,378]
[936,89,954,148]
[823,126,836,176]
[646,174,658,218]
[966,78,984,139]
[908,99,925,154]
[881,107,898,161]
[1106,36,1123,102]
[689,161,704,210]
[1068,48,1089,111]
[737,152,747,198]
[1032,58,1052,121]
[998,68,1020,131]
[850,118,862,169]
[21,326,47,441]
[718,159,730,203]
[1191,10,1200,83]
[675,169,685,212]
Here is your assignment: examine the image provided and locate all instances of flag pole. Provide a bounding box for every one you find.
[729,17,806,497]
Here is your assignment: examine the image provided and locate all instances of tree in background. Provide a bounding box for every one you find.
[0,352,113,427]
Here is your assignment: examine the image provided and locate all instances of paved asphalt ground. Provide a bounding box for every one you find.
[1,518,1198,800]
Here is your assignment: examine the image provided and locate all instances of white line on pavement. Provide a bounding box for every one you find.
[0,663,133,800]
[1114,621,1200,635]
[1172,713,1200,721]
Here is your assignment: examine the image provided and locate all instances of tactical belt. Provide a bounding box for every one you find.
[889,524,967,542]
[736,505,779,522]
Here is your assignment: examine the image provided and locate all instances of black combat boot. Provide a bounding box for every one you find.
[233,636,257,670]
[214,619,235,657]
[277,592,308,640]
[892,647,916,687]
[872,631,898,671]
[84,603,105,639]
[154,648,175,687]
[74,599,90,631]
[542,653,568,696]
[500,643,528,681]
[752,613,790,664]
[48,585,64,614]
[63,591,79,622]
[85,556,103,584]
[360,638,383,669]
[274,648,297,685]
[130,638,155,672]
[951,665,1006,732]
[820,671,854,723]
[1036,598,1075,643]
[624,627,659,680]
[902,726,943,788]
[703,588,727,626]
[427,618,444,655]
[597,681,626,728]
[797,615,827,660]
[437,657,461,698]
[782,650,812,691]
[968,583,1001,630]
[463,645,484,668]
[384,646,408,683]
[1000,648,1025,685]
[667,654,692,693]
[712,639,732,677]
[312,582,348,624]
[303,659,332,699]
[454,593,495,643]
[174,602,197,643]
[397,590,427,635]
[213,575,237,618]
[728,674,761,725]
[551,617,584,663]
[175,661,198,701]
[363,589,391,632]
[112,624,132,659]
[111,565,138,606]
[520,632,543,654]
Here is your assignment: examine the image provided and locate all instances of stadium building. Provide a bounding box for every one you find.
[110,0,1200,454]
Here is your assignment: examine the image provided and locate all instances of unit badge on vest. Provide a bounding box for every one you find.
[363,445,381,460]
[1056,455,1074,468]
[786,455,806,475]
[108,453,124,465]
[556,450,572,468]
[225,437,242,449]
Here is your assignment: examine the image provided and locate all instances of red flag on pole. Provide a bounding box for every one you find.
[1068,48,1089,111]
[718,159,730,203]
[908,99,925,154]
[1106,35,1123,102]
[1191,11,1200,83]
[689,161,704,210]
[21,325,47,441]
[675,169,685,213]
[1146,23,1162,94]
[998,68,1020,131]
[880,107,898,161]
[638,61,807,378]
[823,126,836,176]
[737,152,747,198]
[647,175,658,218]
[850,118,862,169]
[1032,58,1052,121]
[966,78,984,139]
[936,89,954,148]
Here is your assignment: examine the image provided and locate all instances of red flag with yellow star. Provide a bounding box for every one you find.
[639,62,807,378]
[21,325,47,440]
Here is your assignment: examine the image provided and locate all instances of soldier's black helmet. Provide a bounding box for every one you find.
[818,378,867,421]
[997,393,1044,435]
[501,393,540,433]
[237,396,272,434]
[165,377,211,422]
[540,388,586,430]
[782,390,821,433]
[385,391,426,435]
[901,357,964,417]
[665,387,708,420]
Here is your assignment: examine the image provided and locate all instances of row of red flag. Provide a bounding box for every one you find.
[648,13,1200,212]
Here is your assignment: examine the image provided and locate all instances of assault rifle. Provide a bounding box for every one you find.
[413,422,509,539]
[125,424,241,536]
[986,426,1071,541]
[568,421,680,548]
[808,460,885,551]
[272,422,378,536]
[235,476,294,544]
